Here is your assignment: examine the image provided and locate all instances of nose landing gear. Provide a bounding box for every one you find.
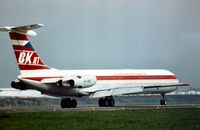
[160,93,167,105]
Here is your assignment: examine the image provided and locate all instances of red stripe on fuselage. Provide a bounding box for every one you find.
[23,76,63,81]
[96,75,177,80]
[9,32,28,40]
[22,75,177,82]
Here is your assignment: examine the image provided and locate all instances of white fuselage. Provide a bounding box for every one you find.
[18,69,178,97]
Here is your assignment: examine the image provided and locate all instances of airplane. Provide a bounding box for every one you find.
[0,24,189,108]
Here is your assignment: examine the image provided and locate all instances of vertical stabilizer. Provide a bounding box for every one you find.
[0,24,50,74]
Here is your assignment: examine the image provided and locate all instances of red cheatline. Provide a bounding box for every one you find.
[22,75,176,81]
[23,76,63,81]
[96,75,176,80]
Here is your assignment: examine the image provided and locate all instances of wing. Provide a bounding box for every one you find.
[89,82,189,98]
[89,86,143,98]
[143,82,189,89]
[0,88,54,98]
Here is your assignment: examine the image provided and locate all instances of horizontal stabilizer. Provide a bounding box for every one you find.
[0,24,44,36]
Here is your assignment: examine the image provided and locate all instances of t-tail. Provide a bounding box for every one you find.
[0,24,50,74]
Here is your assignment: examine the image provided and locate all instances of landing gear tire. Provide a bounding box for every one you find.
[71,99,77,108]
[160,93,167,105]
[98,96,115,107]
[60,98,77,108]
[160,100,167,105]
[98,98,105,107]
[109,98,115,107]
[61,99,66,108]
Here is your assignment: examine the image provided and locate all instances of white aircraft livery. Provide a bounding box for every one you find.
[0,24,189,108]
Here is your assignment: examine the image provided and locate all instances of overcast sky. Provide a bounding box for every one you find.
[0,0,200,90]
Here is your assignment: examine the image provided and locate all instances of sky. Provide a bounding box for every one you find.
[0,0,200,90]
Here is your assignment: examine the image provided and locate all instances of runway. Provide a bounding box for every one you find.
[0,104,199,113]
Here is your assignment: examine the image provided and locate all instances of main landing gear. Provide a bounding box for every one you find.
[60,98,77,108]
[160,93,167,105]
[98,96,115,107]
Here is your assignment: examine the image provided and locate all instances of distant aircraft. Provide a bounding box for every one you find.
[0,24,189,108]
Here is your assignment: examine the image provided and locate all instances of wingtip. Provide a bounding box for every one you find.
[37,23,44,27]
[183,82,190,86]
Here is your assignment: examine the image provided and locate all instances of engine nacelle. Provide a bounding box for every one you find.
[57,76,97,88]
[11,80,26,90]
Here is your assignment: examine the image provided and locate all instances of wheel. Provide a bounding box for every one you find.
[71,99,77,108]
[65,98,71,108]
[98,96,115,107]
[160,100,167,105]
[160,93,167,105]
[163,100,167,105]
[60,98,77,108]
[61,99,66,108]
[160,100,163,105]
[104,98,109,107]
[98,98,105,107]
[109,98,115,107]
